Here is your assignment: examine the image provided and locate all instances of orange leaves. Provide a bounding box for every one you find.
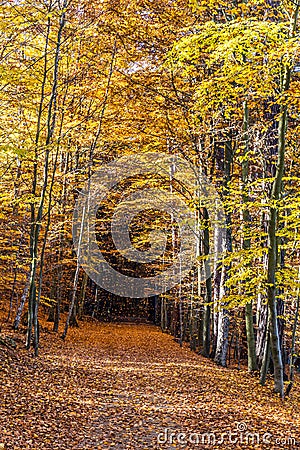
[0,319,300,448]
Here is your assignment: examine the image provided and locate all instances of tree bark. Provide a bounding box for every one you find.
[202,207,212,357]
[215,139,232,366]
[242,100,257,372]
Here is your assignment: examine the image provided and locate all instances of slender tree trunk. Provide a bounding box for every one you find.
[260,316,271,386]
[286,267,300,396]
[63,37,117,332]
[189,271,197,351]
[27,1,68,351]
[78,272,88,320]
[202,207,212,357]
[266,117,285,397]
[26,2,52,346]
[178,261,183,347]
[212,230,222,358]
[242,100,257,372]
[61,205,86,340]
[13,273,30,330]
[256,288,268,368]
[54,151,69,332]
[266,4,299,397]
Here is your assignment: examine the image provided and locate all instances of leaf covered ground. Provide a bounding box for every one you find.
[0,321,299,449]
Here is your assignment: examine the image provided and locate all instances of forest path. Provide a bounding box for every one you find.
[1,322,299,449]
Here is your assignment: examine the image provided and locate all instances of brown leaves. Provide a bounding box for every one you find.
[0,321,299,449]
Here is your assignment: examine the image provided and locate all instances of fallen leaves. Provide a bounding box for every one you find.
[0,321,299,449]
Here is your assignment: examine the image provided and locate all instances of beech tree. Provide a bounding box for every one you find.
[1,0,300,399]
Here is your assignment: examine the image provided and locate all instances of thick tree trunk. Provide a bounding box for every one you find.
[215,266,230,366]
[215,139,232,366]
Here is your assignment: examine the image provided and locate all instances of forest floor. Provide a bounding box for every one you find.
[0,319,300,450]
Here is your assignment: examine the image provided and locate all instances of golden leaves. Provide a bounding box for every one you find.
[1,319,299,448]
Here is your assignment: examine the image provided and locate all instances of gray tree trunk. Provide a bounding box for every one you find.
[215,139,232,366]
[242,100,257,372]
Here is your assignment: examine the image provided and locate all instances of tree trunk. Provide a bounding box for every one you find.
[242,100,257,372]
[215,266,230,366]
[13,273,30,330]
[202,207,212,357]
[286,267,300,396]
[215,139,232,366]
[266,4,299,397]
[26,1,68,351]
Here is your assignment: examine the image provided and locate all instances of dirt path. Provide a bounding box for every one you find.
[1,322,299,449]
